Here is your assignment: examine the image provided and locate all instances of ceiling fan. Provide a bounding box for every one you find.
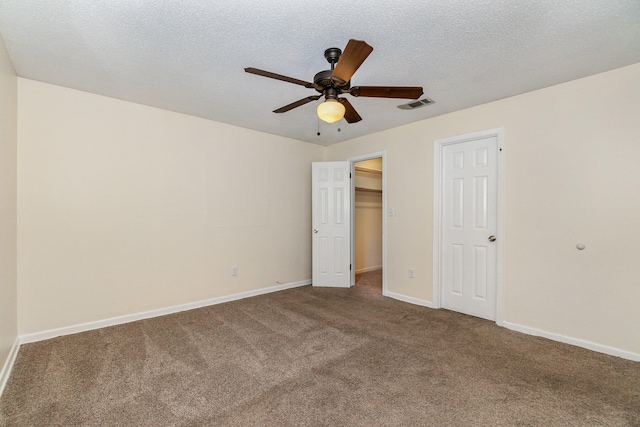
[245,39,424,124]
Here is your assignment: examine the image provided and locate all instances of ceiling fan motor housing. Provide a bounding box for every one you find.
[314,70,349,93]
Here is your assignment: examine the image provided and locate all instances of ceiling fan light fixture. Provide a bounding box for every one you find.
[317,99,345,123]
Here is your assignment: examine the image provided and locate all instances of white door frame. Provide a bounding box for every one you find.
[348,151,387,295]
[432,129,505,326]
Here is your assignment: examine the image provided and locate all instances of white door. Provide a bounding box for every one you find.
[312,161,351,287]
[441,136,498,320]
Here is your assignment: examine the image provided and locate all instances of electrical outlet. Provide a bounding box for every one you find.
[231,266,238,277]
[408,268,415,279]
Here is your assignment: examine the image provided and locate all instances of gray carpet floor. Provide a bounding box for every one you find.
[1,270,639,426]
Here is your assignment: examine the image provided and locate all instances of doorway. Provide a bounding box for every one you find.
[349,152,386,294]
[433,129,504,324]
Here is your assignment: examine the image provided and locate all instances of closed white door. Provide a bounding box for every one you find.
[312,161,351,287]
[441,136,498,320]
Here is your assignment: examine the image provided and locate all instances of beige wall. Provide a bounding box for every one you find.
[327,63,640,355]
[17,79,324,334]
[10,61,640,357]
[0,33,18,377]
[355,191,382,272]
[354,165,383,272]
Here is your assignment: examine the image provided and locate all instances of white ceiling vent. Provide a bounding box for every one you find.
[397,98,435,110]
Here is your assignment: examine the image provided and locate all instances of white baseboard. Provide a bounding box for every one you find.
[15,280,639,366]
[384,291,434,308]
[0,337,20,398]
[355,265,382,274]
[503,321,640,362]
[20,279,311,345]
[380,296,639,362]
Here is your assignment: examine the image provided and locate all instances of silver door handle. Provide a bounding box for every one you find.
[488,235,496,242]
[313,229,319,233]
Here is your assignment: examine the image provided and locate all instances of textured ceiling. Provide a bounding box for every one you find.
[1,1,639,146]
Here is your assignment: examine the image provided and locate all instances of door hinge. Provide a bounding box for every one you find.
[350,264,352,271]
[350,173,352,178]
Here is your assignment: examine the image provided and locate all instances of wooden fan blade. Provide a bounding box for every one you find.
[245,67,316,88]
[350,86,424,99]
[338,98,362,123]
[331,39,373,84]
[273,95,322,113]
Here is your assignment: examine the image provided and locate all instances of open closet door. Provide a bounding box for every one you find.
[312,161,351,287]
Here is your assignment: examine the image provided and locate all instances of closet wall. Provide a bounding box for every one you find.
[354,159,382,273]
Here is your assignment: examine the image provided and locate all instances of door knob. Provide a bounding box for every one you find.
[488,235,496,242]
[313,229,319,233]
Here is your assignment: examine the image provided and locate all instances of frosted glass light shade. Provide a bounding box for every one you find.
[317,99,345,123]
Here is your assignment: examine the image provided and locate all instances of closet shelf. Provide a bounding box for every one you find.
[355,166,382,175]
[355,187,382,194]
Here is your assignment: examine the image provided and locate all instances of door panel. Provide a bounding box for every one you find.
[312,161,351,287]
[441,136,497,320]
